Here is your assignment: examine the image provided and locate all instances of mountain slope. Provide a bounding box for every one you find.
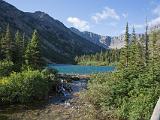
[70,27,111,49]
[0,0,104,63]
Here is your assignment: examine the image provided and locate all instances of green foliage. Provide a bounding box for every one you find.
[13,31,24,68]
[118,23,130,68]
[75,49,120,66]
[0,25,44,71]
[25,30,44,69]
[84,26,160,120]
[0,34,2,60]
[0,26,56,106]
[1,24,14,61]
[0,70,50,104]
[41,68,58,90]
[0,60,14,77]
[85,67,160,120]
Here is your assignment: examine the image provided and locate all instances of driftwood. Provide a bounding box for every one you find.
[151,97,160,120]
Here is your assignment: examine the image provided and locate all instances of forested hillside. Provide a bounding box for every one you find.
[0,0,104,63]
[75,49,120,66]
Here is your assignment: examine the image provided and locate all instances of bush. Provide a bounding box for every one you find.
[79,61,109,66]
[0,60,14,77]
[41,68,59,91]
[42,67,58,76]
[84,67,160,120]
[0,70,50,104]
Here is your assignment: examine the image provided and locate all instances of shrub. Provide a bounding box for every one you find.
[41,68,59,90]
[0,60,14,77]
[0,70,50,104]
[84,67,160,120]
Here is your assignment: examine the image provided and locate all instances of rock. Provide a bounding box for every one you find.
[44,109,51,114]
[64,102,71,108]
[34,112,40,116]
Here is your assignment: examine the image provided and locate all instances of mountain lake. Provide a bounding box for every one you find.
[48,64,115,75]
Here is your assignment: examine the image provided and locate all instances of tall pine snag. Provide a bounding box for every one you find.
[145,18,149,66]
[25,30,43,69]
[125,22,129,67]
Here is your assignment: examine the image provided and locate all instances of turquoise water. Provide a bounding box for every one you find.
[48,64,115,75]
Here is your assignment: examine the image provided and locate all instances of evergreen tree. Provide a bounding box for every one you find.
[0,34,2,60]
[118,22,129,69]
[125,22,129,67]
[14,30,23,67]
[0,34,5,60]
[149,30,160,72]
[2,24,14,61]
[25,30,43,69]
[131,26,136,43]
[145,18,149,66]
[128,27,144,68]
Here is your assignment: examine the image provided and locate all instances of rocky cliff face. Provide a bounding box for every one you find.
[70,27,111,49]
[0,0,104,63]
[110,35,126,49]
[70,27,144,49]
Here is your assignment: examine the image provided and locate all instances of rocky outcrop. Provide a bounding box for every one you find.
[70,27,144,49]
[70,27,111,49]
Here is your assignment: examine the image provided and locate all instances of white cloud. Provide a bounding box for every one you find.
[153,5,160,16]
[149,17,160,27]
[148,6,160,28]
[92,7,120,23]
[67,17,90,31]
[121,29,125,34]
[133,24,144,29]
[122,13,128,19]
[108,22,118,27]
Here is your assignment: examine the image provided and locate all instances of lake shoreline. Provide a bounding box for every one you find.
[57,73,91,80]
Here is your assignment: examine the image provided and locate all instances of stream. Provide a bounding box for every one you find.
[0,79,89,120]
[49,79,87,105]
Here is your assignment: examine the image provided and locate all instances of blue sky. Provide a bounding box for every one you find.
[5,0,160,36]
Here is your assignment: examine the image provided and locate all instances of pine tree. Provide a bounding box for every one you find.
[0,34,5,60]
[2,24,14,61]
[131,26,136,44]
[25,30,43,69]
[149,31,160,70]
[108,50,111,64]
[125,22,129,67]
[118,22,129,69]
[14,30,23,66]
[100,50,103,61]
[128,27,144,68]
[0,34,2,60]
[145,18,149,66]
